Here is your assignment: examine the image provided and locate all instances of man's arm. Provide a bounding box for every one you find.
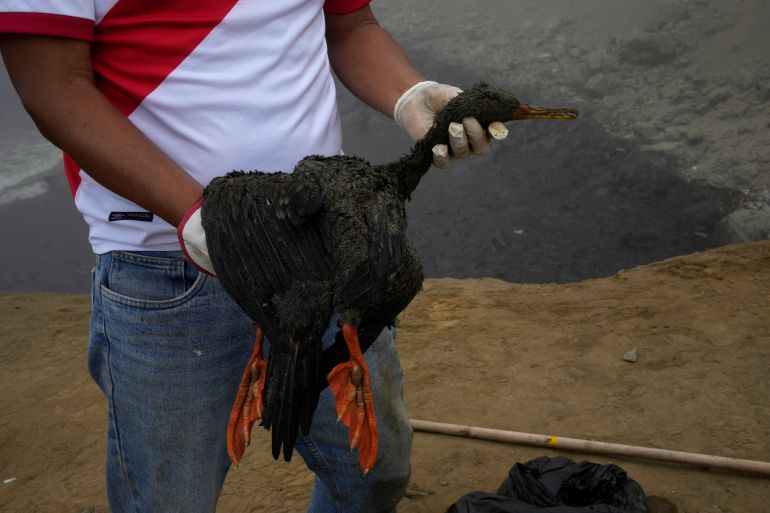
[325,6,423,120]
[0,35,202,226]
[325,6,499,166]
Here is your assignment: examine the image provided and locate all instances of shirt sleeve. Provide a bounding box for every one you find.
[0,0,95,42]
[323,0,370,15]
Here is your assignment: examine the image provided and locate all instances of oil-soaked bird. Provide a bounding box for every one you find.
[200,83,577,473]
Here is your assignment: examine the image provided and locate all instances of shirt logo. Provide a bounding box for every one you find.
[108,212,154,222]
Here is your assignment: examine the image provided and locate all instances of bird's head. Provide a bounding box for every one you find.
[432,83,578,135]
[389,83,577,199]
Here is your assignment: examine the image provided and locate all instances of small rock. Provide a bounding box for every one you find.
[3,477,16,484]
[586,49,606,71]
[680,128,705,146]
[439,479,449,486]
[404,485,433,500]
[622,348,638,363]
[714,207,770,244]
[634,122,660,140]
[661,127,683,142]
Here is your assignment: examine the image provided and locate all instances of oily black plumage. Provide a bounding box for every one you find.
[202,83,575,464]
[204,155,421,461]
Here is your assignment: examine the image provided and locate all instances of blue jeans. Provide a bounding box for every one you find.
[88,251,412,512]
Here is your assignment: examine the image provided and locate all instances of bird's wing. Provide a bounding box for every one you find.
[202,171,333,336]
[203,170,335,461]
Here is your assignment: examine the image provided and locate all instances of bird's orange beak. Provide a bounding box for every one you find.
[513,104,578,121]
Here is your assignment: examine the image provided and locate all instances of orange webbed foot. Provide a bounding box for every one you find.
[227,327,267,464]
[327,323,378,474]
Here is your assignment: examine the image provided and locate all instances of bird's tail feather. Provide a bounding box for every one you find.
[262,339,322,462]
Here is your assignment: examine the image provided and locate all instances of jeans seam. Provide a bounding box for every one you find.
[95,270,140,513]
[112,250,185,268]
[299,434,344,511]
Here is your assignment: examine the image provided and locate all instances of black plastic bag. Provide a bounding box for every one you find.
[447,456,647,513]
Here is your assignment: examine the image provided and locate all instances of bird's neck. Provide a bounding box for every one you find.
[377,127,444,201]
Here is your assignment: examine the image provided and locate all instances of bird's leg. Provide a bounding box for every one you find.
[227,327,267,464]
[327,323,378,474]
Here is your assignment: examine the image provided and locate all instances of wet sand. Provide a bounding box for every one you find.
[1,242,769,512]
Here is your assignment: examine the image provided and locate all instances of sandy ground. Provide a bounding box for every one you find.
[1,241,768,513]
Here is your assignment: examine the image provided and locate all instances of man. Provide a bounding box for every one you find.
[0,1,502,511]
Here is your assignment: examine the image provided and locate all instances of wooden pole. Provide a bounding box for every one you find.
[410,419,770,477]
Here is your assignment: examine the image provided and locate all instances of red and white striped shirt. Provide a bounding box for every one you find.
[0,0,369,253]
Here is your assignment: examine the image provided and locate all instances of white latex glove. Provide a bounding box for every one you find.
[393,81,509,169]
[177,199,216,276]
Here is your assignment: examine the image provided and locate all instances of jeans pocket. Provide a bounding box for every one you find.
[100,251,206,309]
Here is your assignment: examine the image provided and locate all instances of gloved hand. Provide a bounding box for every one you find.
[177,199,216,276]
[393,81,509,168]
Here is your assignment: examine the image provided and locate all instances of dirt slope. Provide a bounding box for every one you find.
[1,241,768,512]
